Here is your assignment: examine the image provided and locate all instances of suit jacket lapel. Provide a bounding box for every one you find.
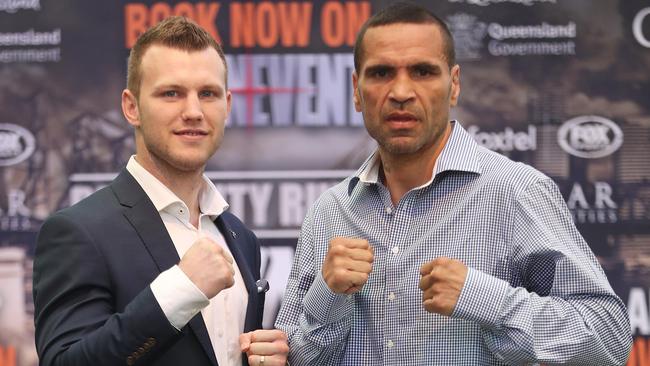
[215,216,261,332]
[111,170,219,366]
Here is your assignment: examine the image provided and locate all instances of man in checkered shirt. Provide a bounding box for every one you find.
[275,2,632,365]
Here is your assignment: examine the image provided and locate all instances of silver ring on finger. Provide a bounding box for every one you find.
[259,355,265,365]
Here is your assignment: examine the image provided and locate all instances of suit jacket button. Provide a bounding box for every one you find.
[126,356,134,365]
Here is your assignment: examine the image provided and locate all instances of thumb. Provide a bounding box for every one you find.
[239,332,252,353]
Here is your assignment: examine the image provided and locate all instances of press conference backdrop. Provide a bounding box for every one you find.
[0,0,649,364]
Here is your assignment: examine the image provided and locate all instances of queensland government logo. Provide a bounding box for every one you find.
[0,123,36,166]
[447,13,576,60]
[557,116,623,159]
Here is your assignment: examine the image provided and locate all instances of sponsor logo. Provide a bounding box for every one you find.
[487,21,576,56]
[0,188,33,230]
[0,27,61,64]
[557,116,623,159]
[0,0,40,13]
[566,182,618,224]
[447,13,488,61]
[448,0,556,6]
[448,13,576,59]
[467,125,536,152]
[633,7,650,48]
[0,123,36,166]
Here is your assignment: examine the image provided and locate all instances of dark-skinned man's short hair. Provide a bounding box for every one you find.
[353,2,456,72]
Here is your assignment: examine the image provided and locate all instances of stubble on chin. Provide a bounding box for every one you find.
[145,142,212,175]
[375,131,427,156]
[170,157,207,172]
[385,143,426,156]
[169,144,219,172]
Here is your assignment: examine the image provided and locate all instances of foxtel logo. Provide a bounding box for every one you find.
[467,125,536,152]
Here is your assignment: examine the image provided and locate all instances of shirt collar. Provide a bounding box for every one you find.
[348,121,482,195]
[126,156,229,218]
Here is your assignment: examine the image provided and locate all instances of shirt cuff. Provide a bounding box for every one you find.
[150,265,210,330]
[451,268,509,328]
[303,271,354,324]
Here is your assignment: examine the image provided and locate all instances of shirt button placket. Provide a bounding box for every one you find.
[386,338,396,365]
[384,202,402,366]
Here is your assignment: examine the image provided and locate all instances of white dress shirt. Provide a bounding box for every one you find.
[127,156,248,366]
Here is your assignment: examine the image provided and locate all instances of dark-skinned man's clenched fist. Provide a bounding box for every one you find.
[419,257,468,316]
[323,237,374,294]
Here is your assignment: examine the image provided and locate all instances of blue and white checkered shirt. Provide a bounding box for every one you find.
[276,121,632,365]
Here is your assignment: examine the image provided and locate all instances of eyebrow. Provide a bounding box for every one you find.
[153,83,224,92]
[410,62,442,73]
[364,64,394,75]
[153,84,184,91]
[364,62,443,75]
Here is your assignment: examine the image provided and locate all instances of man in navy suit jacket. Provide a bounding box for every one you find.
[32,17,288,366]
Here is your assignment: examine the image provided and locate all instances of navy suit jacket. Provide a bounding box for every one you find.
[33,170,264,366]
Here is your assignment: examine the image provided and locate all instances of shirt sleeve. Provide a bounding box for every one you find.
[274,205,353,366]
[451,177,632,365]
[150,265,210,330]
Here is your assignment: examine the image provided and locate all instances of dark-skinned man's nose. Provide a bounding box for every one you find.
[388,73,415,109]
